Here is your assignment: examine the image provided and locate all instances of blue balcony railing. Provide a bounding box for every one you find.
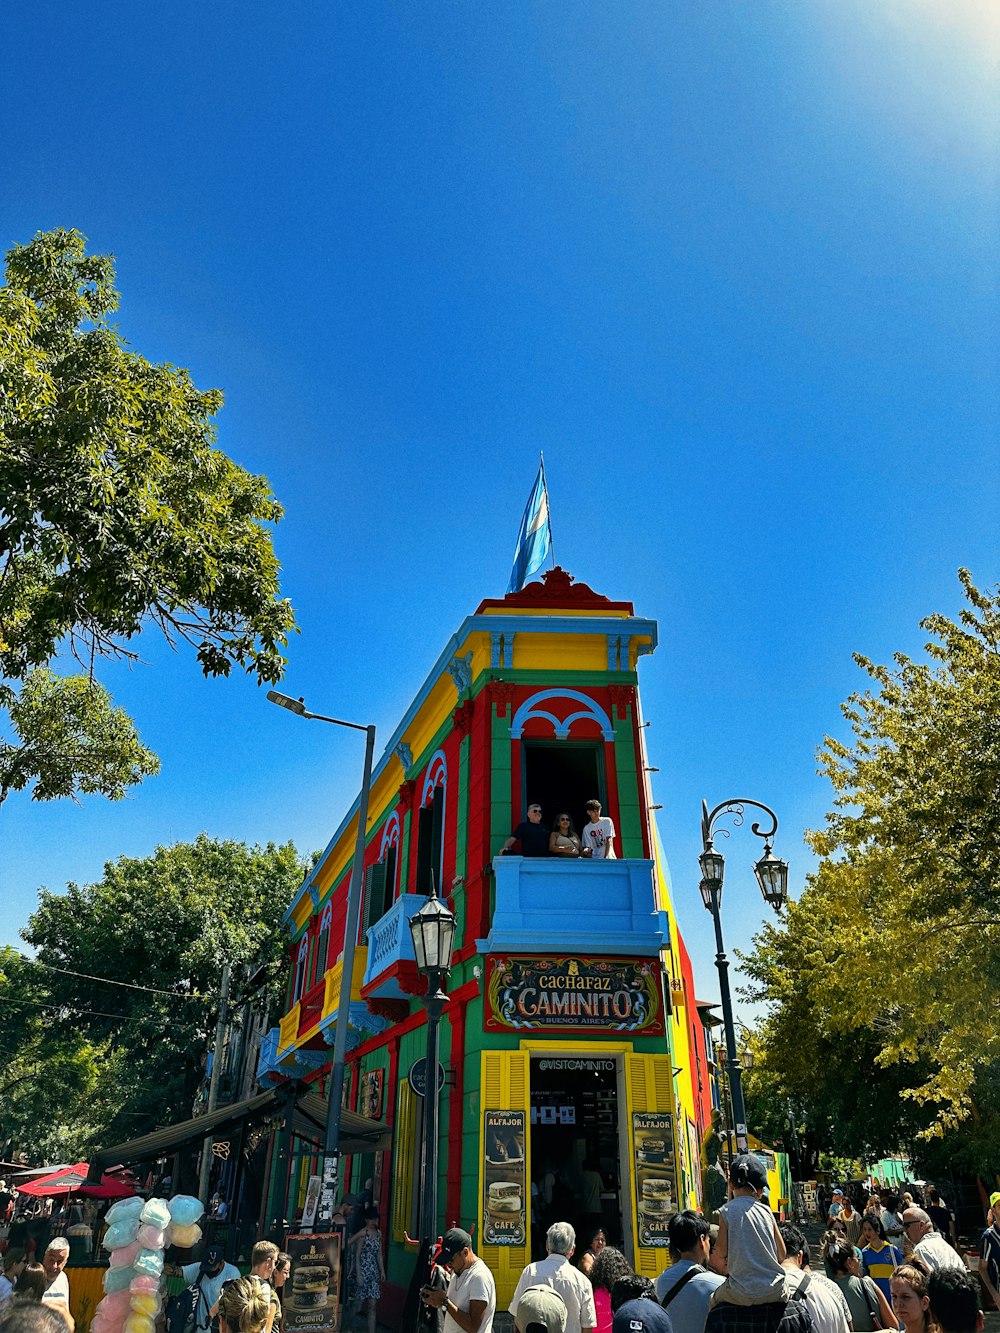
[484,857,668,956]
[362,893,427,997]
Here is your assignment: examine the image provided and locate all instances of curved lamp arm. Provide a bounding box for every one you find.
[701,797,779,850]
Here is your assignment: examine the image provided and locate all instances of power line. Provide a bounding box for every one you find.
[13,955,202,999]
[0,993,129,1022]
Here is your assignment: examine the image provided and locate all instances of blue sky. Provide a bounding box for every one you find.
[2,1,997,1019]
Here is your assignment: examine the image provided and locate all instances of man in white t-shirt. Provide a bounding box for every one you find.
[779,1224,851,1333]
[422,1228,495,1333]
[581,801,615,860]
[42,1238,71,1317]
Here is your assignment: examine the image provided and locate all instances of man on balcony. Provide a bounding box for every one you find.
[501,805,550,857]
[581,801,616,859]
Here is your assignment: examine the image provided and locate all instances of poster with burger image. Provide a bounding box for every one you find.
[482,1110,526,1246]
[284,1233,342,1332]
[633,1112,678,1248]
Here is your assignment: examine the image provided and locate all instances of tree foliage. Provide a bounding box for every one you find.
[0,227,296,805]
[741,571,1000,1174]
[5,836,304,1158]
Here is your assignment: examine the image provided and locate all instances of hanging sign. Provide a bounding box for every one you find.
[482,1110,526,1246]
[633,1112,678,1248]
[407,1058,447,1097]
[485,955,664,1034]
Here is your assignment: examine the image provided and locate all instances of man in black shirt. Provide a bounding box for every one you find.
[501,804,550,856]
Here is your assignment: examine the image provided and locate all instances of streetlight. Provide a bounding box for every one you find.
[266,689,377,1231]
[699,798,788,1157]
[408,876,456,1261]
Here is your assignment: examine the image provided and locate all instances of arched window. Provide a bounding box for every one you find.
[292,936,309,1002]
[416,751,447,894]
[315,903,332,982]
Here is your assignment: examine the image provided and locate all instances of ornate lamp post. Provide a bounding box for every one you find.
[266,690,377,1230]
[699,798,788,1156]
[408,878,457,1256]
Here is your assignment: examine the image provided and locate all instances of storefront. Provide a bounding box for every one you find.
[259,569,711,1317]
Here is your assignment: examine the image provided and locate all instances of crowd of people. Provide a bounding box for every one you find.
[418,1157,993,1333]
[0,1161,995,1333]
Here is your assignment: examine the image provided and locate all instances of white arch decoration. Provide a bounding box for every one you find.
[379,811,401,861]
[509,688,615,741]
[420,750,448,807]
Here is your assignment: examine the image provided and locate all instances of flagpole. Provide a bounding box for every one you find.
[539,451,555,568]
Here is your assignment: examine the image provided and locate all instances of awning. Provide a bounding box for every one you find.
[87,1087,390,1181]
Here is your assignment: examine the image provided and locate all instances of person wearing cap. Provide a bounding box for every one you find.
[514,1286,569,1333]
[978,1191,1000,1313]
[655,1211,724,1333]
[828,1192,845,1222]
[421,1228,496,1333]
[708,1154,786,1310]
[610,1292,674,1333]
[179,1246,241,1333]
[509,1223,596,1333]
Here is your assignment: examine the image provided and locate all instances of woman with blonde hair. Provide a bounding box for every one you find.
[217,1278,272,1333]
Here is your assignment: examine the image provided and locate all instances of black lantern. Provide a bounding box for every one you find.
[754,846,789,911]
[698,847,726,904]
[409,880,457,976]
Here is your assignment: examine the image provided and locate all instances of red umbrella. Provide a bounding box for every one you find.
[17,1164,137,1199]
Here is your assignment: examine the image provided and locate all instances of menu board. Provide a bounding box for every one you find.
[482,1110,527,1246]
[284,1232,342,1333]
[633,1112,677,1247]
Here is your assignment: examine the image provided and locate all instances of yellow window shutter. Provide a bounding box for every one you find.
[479,1050,531,1311]
[392,1080,417,1242]
[626,1052,676,1278]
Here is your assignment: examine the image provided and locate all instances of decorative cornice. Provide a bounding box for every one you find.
[367,997,409,1023]
[398,778,417,812]
[608,684,634,720]
[393,741,413,772]
[487,680,518,718]
[452,698,475,737]
[476,566,634,613]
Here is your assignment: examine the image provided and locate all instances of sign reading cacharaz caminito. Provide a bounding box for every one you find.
[485,955,664,1034]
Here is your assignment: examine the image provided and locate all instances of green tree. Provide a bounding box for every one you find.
[742,570,1000,1172]
[13,836,304,1155]
[0,227,296,806]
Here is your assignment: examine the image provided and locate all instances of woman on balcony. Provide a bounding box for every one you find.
[549,814,583,857]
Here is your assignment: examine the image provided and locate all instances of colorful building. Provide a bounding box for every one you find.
[258,568,709,1320]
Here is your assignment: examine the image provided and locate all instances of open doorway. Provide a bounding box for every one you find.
[522,741,605,838]
[529,1055,622,1258]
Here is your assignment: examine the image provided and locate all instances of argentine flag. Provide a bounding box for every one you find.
[507,460,552,593]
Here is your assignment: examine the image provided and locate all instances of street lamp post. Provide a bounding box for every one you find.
[267,689,377,1231]
[699,798,788,1157]
[408,878,456,1259]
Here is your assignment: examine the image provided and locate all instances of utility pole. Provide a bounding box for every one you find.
[198,960,232,1204]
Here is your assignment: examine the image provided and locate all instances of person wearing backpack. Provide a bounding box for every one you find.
[655,1211,724,1333]
[168,1246,241,1333]
[779,1225,850,1333]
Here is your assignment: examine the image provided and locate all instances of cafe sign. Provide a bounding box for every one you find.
[485,955,664,1035]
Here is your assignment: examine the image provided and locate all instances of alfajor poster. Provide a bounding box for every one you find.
[632,1112,677,1247]
[284,1232,341,1332]
[482,1110,526,1245]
